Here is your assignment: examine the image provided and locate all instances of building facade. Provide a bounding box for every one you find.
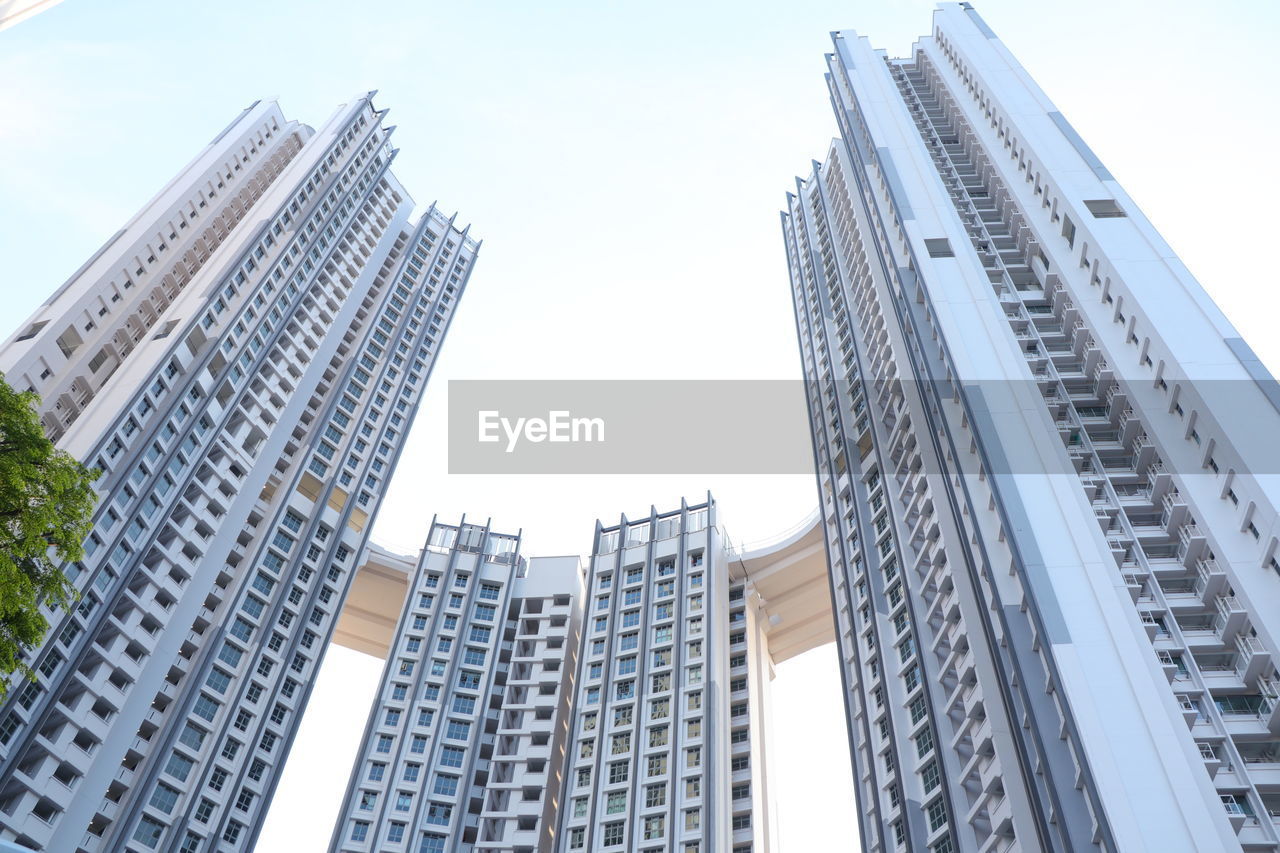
[329,498,786,853]
[330,519,583,853]
[555,498,773,853]
[783,4,1280,853]
[0,96,478,852]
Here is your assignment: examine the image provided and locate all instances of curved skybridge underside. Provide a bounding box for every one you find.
[334,514,835,669]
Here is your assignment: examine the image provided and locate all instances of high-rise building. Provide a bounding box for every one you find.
[330,497,828,853]
[0,95,478,853]
[0,0,65,32]
[783,4,1280,852]
[329,518,583,853]
[557,499,771,853]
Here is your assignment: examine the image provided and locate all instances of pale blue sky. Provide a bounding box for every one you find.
[3,1,1279,850]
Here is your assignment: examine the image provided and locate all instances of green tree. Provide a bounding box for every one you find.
[0,372,99,698]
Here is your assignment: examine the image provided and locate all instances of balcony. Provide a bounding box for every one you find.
[1105,382,1127,409]
[1146,458,1172,491]
[1156,650,1185,683]
[1197,741,1225,777]
[1220,794,1254,833]
[1237,635,1272,683]
[1195,652,1243,691]
[1195,559,1227,603]
[1121,572,1146,603]
[1240,746,1280,787]
[1177,523,1207,564]
[1161,489,1188,528]
[1215,688,1279,736]
[1263,677,1280,734]
[1175,693,1202,727]
[1140,611,1167,642]
[1215,595,1249,641]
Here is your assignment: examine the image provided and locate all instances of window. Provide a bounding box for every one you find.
[927,798,948,832]
[922,760,940,793]
[434,775,458,796]
[603,822,625,847]
[192,695,219,722]
[606,791,627,814]
[165,753,195,782]
[924,238,954,258]
[133,816,166,849]
[1084,199,1125,218]
[149,782,180,814]
[206,669,231,694]
[179,723,205,751]
[916,728,934,757]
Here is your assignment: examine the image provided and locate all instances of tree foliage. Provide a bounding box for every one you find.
[0,372,99,698]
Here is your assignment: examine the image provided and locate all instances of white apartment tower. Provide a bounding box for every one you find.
[330,519,584,853]
[332,498,789,853]
[0,96,478,852]
[783,5,1280,853]
[555,498,774,853]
